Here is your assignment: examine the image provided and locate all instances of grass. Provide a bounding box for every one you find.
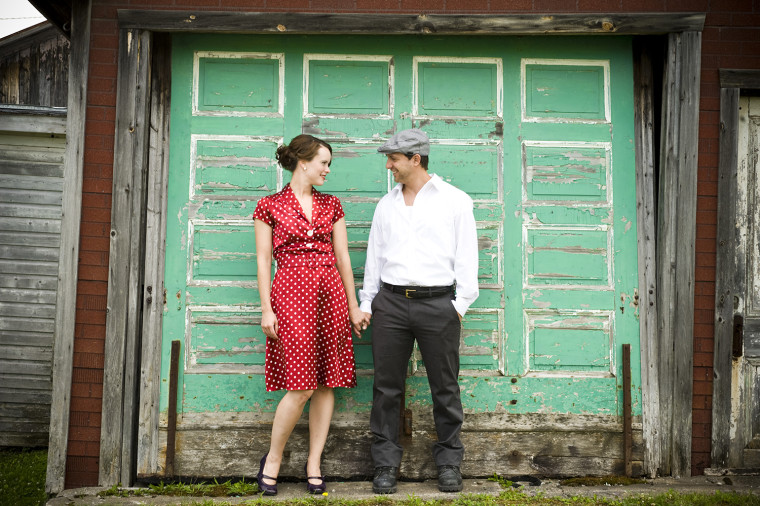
[3,448,759,506]
[0,447,49,506]
[558,476,648,487]
[100,478,260,497]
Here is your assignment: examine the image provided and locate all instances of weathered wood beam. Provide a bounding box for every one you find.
[657,31,701,478]
[0,23,60,54]
[719,69,760,90]
[711,87,740,470]
[119,27,152,488]
[633,39,660,478]
[671,30,701,479]
[45,0,90,495]
[99,27,152,487]
[154,424,645,480]
[118,10,705,35]
[0,110,66,134]
[136,32,171,479]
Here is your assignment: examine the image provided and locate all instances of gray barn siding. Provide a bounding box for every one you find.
[0,113,66,446]
[0,23,69,108]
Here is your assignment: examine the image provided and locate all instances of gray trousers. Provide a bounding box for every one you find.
[369,286,464,467]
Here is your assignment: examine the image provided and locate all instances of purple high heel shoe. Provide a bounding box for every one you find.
[257,453,278,496]
[305,462,326,494]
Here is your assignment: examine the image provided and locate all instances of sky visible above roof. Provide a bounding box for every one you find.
[0,0,46,39]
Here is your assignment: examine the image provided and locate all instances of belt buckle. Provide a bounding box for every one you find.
[405,288,416,299]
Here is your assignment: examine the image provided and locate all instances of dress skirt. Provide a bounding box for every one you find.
[266,264,357,391]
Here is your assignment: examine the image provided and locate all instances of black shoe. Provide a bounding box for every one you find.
[372,466,398,494]
[256,453,278,496]
[437,465,462,492]
[305,463,326,494]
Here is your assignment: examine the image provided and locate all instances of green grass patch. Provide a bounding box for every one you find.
[617,490,760,505]
[560,476,647,487]
[99,478,260,497]
[0,447,49,506]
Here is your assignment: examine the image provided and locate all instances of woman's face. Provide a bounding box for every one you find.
[301,145,332,186]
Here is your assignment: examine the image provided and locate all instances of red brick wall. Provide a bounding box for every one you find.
[67,2,117,483]
[66,0,760,488]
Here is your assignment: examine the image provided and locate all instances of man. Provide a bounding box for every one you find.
[359,128,479,494]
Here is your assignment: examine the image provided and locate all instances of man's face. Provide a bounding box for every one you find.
[385,153,418,183]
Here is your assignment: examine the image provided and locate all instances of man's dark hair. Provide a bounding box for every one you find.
[404,153,429,170]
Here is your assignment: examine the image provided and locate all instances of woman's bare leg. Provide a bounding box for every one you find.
[262,389,314,483]
[306,384,334,482]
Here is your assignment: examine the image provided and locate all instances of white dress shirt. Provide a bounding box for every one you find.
[359,174,479,316]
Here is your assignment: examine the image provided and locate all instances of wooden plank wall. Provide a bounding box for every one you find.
[0,24,69,108]
[0,112,66,447]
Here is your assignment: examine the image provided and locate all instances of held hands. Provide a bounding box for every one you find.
[262,307,371,339]
[261,309,279,340]
[350,307,372,338]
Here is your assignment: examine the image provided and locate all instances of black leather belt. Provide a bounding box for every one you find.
[382,282,454,299]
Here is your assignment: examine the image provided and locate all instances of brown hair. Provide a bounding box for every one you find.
[275,134,332,172]
[403,153,429,170]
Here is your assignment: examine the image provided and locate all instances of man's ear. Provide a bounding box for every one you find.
[412,153,421,166]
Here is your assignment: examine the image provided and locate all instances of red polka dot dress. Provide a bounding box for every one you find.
[253,184,357,392]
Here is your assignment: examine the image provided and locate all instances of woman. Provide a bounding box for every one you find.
[253,134,368,495]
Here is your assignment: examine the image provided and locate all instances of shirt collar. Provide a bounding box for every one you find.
[390,173,442,201]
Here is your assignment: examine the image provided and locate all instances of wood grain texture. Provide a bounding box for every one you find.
[136,32,171,478]
[100,27,152,488]
[138,413,644,480]
[118,11,705,35]
[656,31,702,478]
[633,40,660,478]
[711,87,740,470]
[719,69,760,90]
[44,0,90,495]
[0,24,69,107]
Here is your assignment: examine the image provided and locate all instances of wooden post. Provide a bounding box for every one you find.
[657,31,701,478]
[100,26,153,487]
[633,39,660,478]
[623,344,632,477]
[165,340,181,477]
[45,0,91,495]
[136,32,172,479]
[711,85,740,469]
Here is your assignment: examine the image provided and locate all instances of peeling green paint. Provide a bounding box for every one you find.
[160,33,641,424]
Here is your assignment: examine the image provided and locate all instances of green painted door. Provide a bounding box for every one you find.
[161,33,640,476]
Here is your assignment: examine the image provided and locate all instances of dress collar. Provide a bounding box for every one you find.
[280,183,321,224]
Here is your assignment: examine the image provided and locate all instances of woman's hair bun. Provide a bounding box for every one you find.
[275,135,332,172]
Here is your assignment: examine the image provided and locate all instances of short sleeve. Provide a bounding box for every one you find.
[253,197,274,226]
[330,196,345,224]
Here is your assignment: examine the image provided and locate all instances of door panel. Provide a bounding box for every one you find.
[736,97,760,467]
[158,33,640,477]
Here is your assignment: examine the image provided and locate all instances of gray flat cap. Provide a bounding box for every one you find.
[377,128,430,156]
